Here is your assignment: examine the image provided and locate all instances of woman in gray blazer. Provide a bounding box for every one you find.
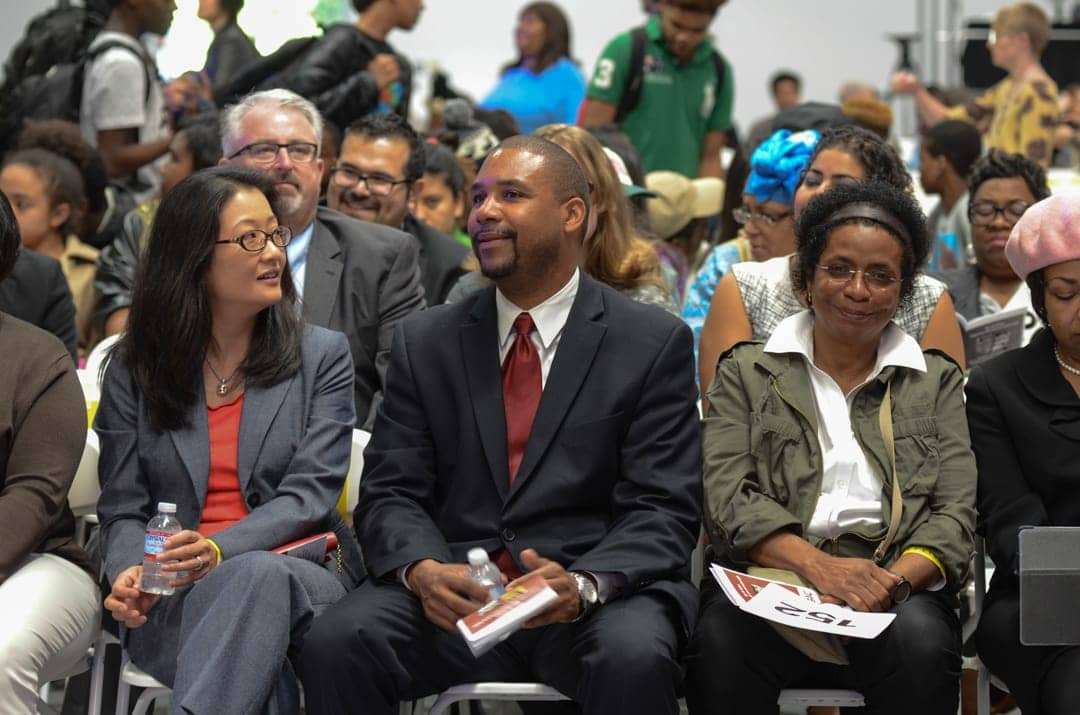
[96,166,362,713]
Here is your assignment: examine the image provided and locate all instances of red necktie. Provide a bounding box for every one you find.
[502,313,542,483]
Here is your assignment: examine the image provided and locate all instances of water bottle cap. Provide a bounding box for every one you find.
[157,502,177,513]
[467,548,489,567]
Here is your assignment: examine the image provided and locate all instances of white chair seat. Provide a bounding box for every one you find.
[429,683,569,715]
[778,688,866,707]
[120,660,167,689]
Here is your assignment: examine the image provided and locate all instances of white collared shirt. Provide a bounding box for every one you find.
[495,268,580,386]
[764,311,927,541]
[286,221,316,300]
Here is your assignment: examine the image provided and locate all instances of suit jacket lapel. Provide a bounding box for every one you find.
[508,276,606,502]
[169,395,210,510]
[461,289,510,500]
[301,221,342,327]
[237,377,295,493]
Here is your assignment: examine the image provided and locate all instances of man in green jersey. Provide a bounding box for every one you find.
[581,0,733,179]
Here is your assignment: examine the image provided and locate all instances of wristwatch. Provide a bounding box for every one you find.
[570,572,599,622]
[891,575,912,605]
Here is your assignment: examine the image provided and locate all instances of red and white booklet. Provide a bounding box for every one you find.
[710,565,895,639]
[272,531,338,564]
[456,572,559,657]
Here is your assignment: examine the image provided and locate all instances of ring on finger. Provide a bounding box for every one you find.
[195,554,205,571]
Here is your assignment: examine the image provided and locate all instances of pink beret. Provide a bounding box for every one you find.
[1005,192,1080,280]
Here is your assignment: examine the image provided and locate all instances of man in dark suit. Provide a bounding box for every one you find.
[299,136,702,715]
[221,89,424,427]
[326,113,471,305]
[0,249,77,360]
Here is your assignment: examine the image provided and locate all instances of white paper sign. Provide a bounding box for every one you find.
[740,583,896,639]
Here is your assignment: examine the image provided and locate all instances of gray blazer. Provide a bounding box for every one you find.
[95,325,364,589]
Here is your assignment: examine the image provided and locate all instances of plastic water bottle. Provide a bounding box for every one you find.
[467,548,505,602]
[141,502,183,595]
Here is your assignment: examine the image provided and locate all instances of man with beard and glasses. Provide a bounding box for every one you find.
[221,89,424,428]
[299,136,702,715]
[327,113,470,305]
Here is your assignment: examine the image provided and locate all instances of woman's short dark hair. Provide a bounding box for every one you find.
[117,166,302,431]
[2,149,87,238]
[794,181,930,305]
[804,125,913,194]
[1028,269,1049,325]
[422,142,466,198]
[178,113,223,171]
[0,192,20,282]
[502,2,574,75]
[968,149,1051,202]
[15,120,108,217]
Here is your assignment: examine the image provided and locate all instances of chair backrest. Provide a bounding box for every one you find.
[84,334,120,390]
[68,429,100,517]
[337,429,371,519]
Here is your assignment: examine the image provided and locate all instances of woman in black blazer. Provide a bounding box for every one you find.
[967,193,1080,714]
[96,167,362,714]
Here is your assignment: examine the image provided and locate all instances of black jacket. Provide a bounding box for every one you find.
[357,275,703,637]
[0,251,77,361]
[204,21,261,96]
[966,328,1080,599]
[403,214,470,306]
[94,200,156,329]
[273,24,411,129]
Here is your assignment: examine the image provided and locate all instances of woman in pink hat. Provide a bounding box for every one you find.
[967,192,1080,714]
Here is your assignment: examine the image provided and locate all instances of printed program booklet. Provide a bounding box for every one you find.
[456,572,559,657]
[956,307,1026,366]
[711,565,895,639]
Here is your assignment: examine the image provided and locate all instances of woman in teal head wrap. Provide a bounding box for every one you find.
[682,128,819,368]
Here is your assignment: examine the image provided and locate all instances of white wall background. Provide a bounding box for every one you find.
[0,0,1060,133]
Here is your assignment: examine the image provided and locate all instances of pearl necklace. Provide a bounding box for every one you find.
[1054,346,1080,378]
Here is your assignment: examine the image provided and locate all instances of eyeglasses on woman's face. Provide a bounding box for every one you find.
[816,263,900,291]
[968,199,1031,227]
[215,225,293,252]
[733,205,792,227]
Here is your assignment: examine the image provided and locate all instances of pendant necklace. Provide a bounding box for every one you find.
[205,358,241,396]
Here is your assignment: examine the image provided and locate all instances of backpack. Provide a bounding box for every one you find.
[614,26,728,122]
[1,3,104,95]
[0,29,152,155]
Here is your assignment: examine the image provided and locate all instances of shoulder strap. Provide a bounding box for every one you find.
[87,40,154,106]
[614,26,648,123]
[711,48,727,96]
[873,380,902,564]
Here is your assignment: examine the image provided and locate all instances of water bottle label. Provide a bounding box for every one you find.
[144,530,170,560]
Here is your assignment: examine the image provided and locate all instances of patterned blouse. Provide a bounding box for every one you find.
[946,76,1060,166]
[732,256,947,342]
[682,237,751,368]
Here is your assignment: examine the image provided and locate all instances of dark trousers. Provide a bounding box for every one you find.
[682,582,961,714]
[298,579,685,715]
[976,586,1080,715]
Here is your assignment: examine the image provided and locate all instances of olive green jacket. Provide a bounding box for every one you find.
[703,341,977,592]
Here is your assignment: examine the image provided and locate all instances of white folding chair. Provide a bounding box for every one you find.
[428,683,570,715]
[84,334,120,388]
[777,688,865,712]
[70,430,101,545]
[115,647,171,715]
[340,428,372,518]
[972,537,1000,715]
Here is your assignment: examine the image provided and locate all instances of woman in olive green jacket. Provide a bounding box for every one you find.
[684,181,977,715]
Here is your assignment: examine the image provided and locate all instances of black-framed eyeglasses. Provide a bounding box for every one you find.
[329,166,410,196]
[816,264,900,290]
[215,226,293,252]
[227,142,318,164]
[968,199,1030,226]
[733,206,792,227]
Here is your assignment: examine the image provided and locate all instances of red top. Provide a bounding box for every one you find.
[197,394,249,538]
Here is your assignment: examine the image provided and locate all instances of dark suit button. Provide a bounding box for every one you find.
[247,493,262,508]
[501,528,516,542]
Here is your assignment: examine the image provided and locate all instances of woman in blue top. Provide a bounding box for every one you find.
[683,129,819,368]
[480,2,586,134]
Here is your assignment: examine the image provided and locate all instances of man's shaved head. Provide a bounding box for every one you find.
[495,135,591,215]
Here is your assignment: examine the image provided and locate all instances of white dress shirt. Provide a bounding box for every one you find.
[286,221,315,300]
[495,268,579,386]
[764,311,927,541]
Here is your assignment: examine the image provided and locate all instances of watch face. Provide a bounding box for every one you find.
[893,579,912,604]
[575,574,598,603]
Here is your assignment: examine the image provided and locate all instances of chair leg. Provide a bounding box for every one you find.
[115,678,131,715]
[131,689,165,715]
[977,664,991,715]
